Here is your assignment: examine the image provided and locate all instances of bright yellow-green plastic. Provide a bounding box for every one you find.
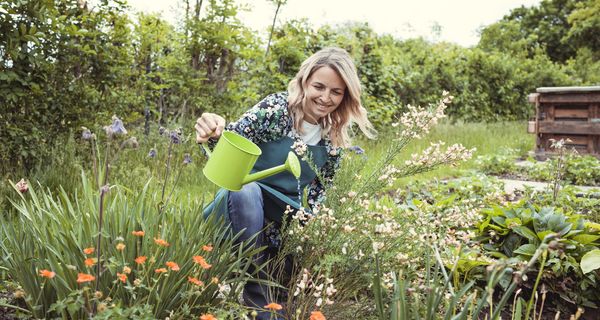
[202,131,301,191]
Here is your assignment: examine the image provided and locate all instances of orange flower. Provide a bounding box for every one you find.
[84,258,97,267]
[192,256,212,269]
[310,311,326,320]
[131,230,145,237]
[199,314,217,320]
[116,243,126,251]
[154,237,170,247]
[165,261,180,271]
[83,247,95,255]
[76,273,95,283]
[39,269,55,279]
[155,268,168,274]
[211,277,219,284]
[135,256,147,265]
[202,244,213,252]
[188,276,204,286]
[116,272,127,283]
[264,303,282,310]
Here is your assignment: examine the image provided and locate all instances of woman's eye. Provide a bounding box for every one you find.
[332,91,342,96]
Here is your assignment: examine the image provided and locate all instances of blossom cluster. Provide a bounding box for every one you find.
[404,141,476,168]
[395,91,451,140]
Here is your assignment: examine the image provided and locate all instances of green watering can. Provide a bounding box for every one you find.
[201,131,301,191]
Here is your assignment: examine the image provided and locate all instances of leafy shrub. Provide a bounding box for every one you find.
[473,202,600,310]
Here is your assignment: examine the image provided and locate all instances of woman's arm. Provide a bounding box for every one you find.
[203,93,291,148]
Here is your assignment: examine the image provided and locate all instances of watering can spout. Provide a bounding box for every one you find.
[242,151,301,185]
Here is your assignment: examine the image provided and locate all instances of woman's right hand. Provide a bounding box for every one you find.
[195,113,226,143]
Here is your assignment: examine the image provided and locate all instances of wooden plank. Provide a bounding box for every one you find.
[554,108,589,119]
[539,93,600,103]
[538,122,600,135]
[540,134,590,146]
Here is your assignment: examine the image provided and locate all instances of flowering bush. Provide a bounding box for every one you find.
[267,92,476,318]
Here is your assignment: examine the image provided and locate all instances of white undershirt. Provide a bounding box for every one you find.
[300,121,322,146]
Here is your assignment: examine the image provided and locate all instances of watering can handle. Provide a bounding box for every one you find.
[200,143,212,157]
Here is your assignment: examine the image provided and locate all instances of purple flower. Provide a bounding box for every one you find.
[158,126,166,136]
[183,153,192,165]
[148,148,157,158]
[348,145,365,155]
[81,127,93,140]
[169,130,181,144]
[104,115,128,136]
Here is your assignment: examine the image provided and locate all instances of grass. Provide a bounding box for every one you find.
[354,121,534,186]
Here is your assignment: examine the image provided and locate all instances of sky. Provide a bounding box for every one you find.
[125,0,542,47]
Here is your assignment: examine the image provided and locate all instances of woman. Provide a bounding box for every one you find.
[195,47,376,319]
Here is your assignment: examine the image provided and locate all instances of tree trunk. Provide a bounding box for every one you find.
[265,2,281,58]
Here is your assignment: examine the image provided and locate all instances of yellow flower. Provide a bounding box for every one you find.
[116,243,126,251]
[123,266,132,274]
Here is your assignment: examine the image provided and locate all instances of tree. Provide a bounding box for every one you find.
[265,0,288,58]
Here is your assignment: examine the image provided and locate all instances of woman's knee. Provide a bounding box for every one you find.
[228,182,264,221]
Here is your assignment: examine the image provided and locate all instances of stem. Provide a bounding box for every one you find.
[163,164,183,209]
[160,141,173,206]
[93,187,108,313]
[91,139,98,188]
[525,250,547,320]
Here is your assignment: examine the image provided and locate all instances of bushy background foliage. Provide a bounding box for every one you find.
[1,0,598,174]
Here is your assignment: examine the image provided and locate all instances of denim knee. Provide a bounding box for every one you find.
[228,182,264,242]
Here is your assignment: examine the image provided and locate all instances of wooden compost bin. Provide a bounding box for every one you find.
[528,86,600,159]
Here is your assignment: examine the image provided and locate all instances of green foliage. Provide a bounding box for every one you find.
[0,173,260,319]
[474,202,600,309]
[476,148,519,176]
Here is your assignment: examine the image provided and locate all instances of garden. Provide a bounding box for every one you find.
[2,0,600,319]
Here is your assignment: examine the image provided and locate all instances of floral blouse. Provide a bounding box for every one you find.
[210,92,342,211]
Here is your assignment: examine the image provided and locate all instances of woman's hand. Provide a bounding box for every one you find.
[195,113,226,143]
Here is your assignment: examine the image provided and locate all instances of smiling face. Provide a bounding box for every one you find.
[303,66,347,124]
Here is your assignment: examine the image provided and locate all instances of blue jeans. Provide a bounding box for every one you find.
[228,183,286,320]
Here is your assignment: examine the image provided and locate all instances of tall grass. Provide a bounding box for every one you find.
[357,121,533,184]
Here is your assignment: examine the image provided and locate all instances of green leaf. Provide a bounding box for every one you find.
[572,234,600,245]
[513,244,537,257]
[512,226,537,242]
[581,249,600,274]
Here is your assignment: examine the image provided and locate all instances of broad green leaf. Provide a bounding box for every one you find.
[512,226,537,241]
[581,250,600,274]
[572,234,600,245]
[513,244,537,256]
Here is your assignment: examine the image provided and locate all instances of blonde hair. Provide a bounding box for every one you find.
[287,47,377,148]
